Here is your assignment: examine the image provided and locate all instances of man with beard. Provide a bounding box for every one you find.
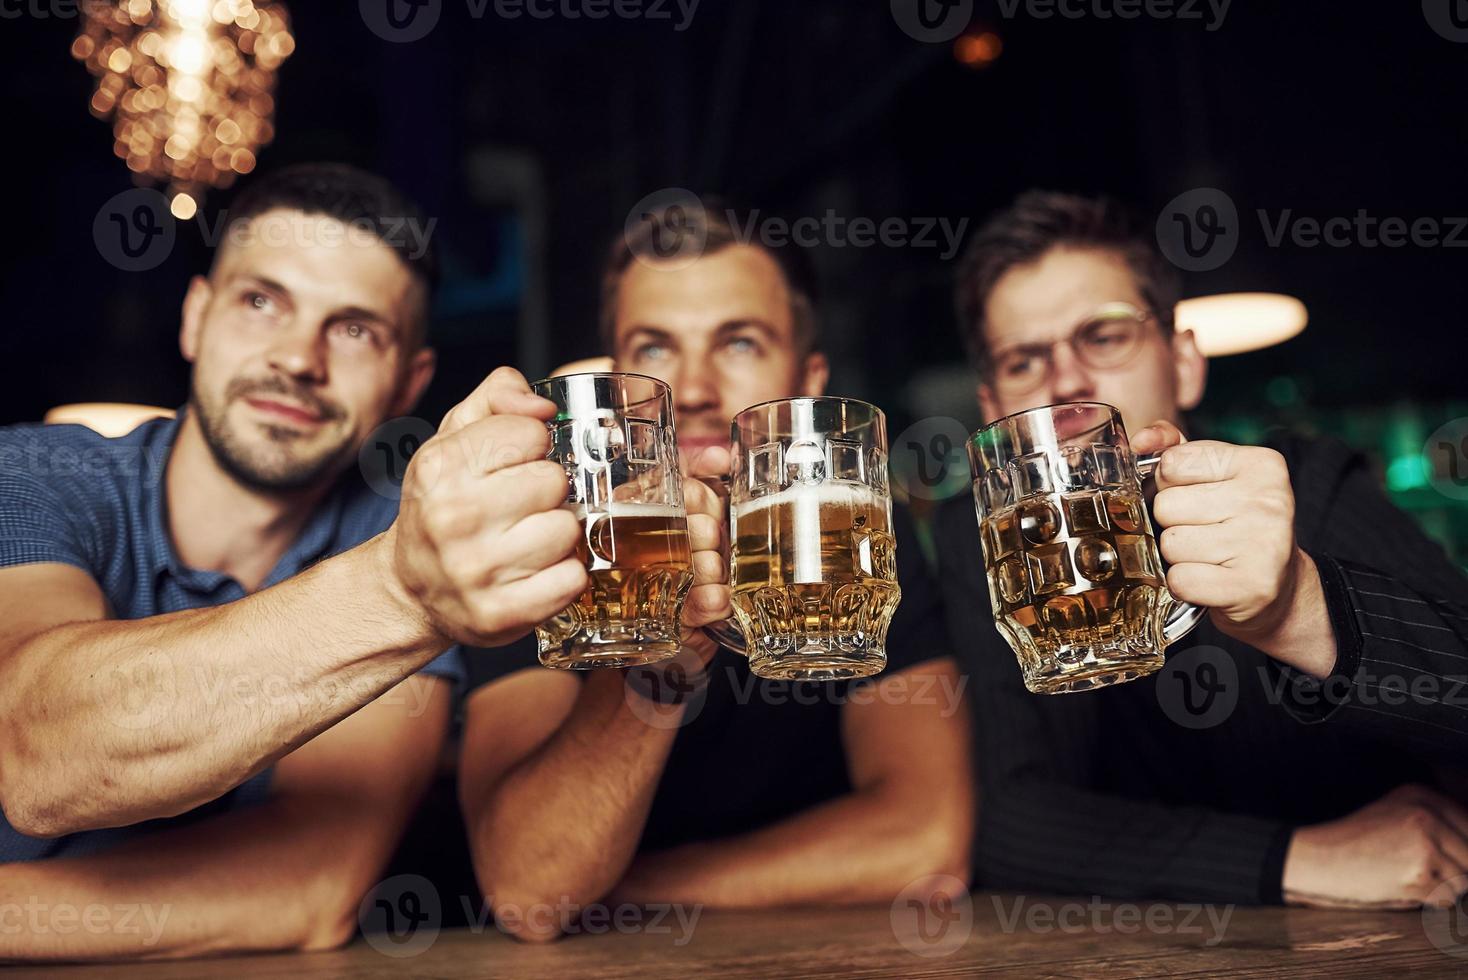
[457,201,973,941]
[0,164,731,960]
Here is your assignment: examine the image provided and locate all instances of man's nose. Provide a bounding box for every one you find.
[1048,343,1096,404]
[266,321,328,382]
[673,360,719,412]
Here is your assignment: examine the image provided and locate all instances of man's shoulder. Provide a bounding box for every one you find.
[0,418,172,497]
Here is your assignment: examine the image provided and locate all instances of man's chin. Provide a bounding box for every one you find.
[212,424,352,493]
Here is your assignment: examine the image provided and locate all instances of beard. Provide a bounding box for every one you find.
[191,373,353,493]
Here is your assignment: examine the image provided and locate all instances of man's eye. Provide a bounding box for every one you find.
[1000,355,1038,377]
[245,292,274,312]
[332,322,375,344]
[725,337,760,355]
[1081,324,1134,352]
[635,343,669,361]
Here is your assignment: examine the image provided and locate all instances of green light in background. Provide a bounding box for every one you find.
[1266,376,1300,408]
[1387,453,1432,492]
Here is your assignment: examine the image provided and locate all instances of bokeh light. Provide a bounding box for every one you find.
[73,0,294,206]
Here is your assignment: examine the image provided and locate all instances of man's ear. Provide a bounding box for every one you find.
[799,351,830,396]
[1171,328,1208,412]
[179,275,211,363]
[390,346,438,418]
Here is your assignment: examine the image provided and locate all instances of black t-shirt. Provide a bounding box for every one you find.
[464,504,950,853]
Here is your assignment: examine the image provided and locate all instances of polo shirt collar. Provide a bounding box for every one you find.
[145,408,350,593]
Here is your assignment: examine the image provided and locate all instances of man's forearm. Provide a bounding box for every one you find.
[0,795,387,962]
[0,534,445,836]
[613,784,970,909]
[468,670,682,928]
[1266,552,1468,754]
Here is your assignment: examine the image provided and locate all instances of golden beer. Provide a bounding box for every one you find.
[969,402,1203,694]
[982,486,1169,693]
[730,483,900,680]
[537,502,695,669]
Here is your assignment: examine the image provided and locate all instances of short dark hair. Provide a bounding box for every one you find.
[954,191,1180,376]
[600,198,820,356]
[220,162,439,347]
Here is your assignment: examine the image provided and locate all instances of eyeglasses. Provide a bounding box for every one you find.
[987,302,1155,396]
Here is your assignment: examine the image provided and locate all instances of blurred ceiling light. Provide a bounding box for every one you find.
[72,0,294,211]
[45,404,176,437]
[954,31,1002,68]
[1174,292,1308,356]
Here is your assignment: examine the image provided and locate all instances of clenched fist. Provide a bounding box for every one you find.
[1284,784,1468,909]
[386,367,589,647]
[1132,421,1335,677]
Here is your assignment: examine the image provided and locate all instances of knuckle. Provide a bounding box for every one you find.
[529,459,571,491]
[489,365,525,386]
[687,512,721,547]
[1405,805,1439,836]
[693,551,725,585]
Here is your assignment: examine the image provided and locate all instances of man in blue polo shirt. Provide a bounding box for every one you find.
[0,164,734,961]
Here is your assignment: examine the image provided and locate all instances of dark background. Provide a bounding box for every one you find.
[4,0,1466,558]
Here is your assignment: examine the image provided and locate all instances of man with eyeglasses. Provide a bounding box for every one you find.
[938,191,1468,911]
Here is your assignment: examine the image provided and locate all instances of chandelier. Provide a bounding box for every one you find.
[72,0,295,219]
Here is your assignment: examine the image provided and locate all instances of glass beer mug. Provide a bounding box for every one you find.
[969,402,1205,694]
[532,373,694,669]
[726,397,901,681]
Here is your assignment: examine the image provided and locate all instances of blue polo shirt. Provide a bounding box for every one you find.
[0,412,462,862]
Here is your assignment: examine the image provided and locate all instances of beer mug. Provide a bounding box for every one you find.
[968,402,1205,694]
[728,397,901,681]
[533,373,694,669]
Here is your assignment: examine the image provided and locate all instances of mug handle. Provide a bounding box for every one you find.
[1135,452,1208,646]
[703,618,748,655]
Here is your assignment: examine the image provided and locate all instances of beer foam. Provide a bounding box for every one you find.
[730,481,887,518]
[733,482,888,582]
[565,501,687,520]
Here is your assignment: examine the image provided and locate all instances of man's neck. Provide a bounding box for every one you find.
[165,414,333,593]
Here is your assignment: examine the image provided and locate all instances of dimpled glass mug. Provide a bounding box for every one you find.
[968,402,1205,694]
[532,373,694,670]
[722,397,901,681]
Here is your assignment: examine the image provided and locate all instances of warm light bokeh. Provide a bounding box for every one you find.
[72,0,294,211]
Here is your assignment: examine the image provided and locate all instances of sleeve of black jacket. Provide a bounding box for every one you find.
[1263,433,1468,760]
[934,498,1292,906]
